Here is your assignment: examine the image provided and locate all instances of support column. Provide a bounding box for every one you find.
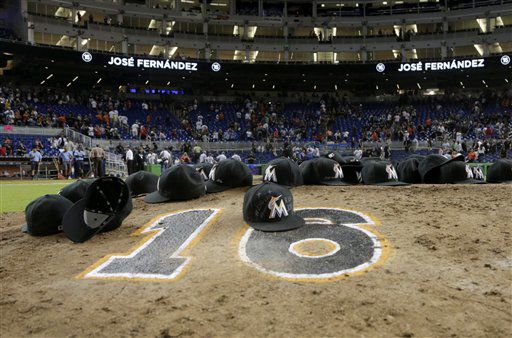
[205,46,211,61]
[27,21,35,44]
[117,13,124,25]
[485,13,491,33]
[284,49,290,63]
[245,48,250,62]
[400,46,406,62]
[243,22,248,40]
[230,0,236,15]
[312,1,317,17]
[258,0,263,16]
[360,49,368,63]
[161,18,166,35]
[441,44,447,59]
[203,21,208,35]
[122,38,128,54]
[175,0,182,11]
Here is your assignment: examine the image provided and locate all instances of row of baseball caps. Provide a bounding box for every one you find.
[22,155,512,242]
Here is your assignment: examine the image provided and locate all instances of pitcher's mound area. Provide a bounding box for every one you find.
[1,185,511,337]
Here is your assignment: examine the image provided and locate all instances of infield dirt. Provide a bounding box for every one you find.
[1,184,511,338]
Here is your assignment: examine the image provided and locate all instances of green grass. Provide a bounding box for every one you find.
[0,180,72,213]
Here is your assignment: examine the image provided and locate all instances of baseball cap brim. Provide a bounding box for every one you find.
[452,179,486,184]
[248,214,305,232]
[143,190,173,203]
[62,199,113,243]
[374,181,410,186]
[320,179,353,186]
[205,180,231,193]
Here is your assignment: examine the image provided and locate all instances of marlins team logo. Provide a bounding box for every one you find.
[264,165,278,183]
[386,164,398,180]
[82,52,93,63]
[211,62,221,72]
[196,167,208,180]
[209,165,221,183]
[500,55,510,66]
[333,164,344,179]
[471,166,484,180]
[376,63,386,72]
[268,195,288,219]
[465,165,474,179]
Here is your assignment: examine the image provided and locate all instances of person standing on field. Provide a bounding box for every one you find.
[90,144,105,177]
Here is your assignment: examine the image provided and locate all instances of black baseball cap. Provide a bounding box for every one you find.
[361,161,409,186]
[243,182,305,232]
[145,165,206,203]
[22,194,73,236]
[438,161,486,184]
[340,163,363,185]
[206,159,253,193]
[300,157,351,185]
[263,157,303,187]
[59,179,96,203]
[486,159,512,183]
[195,163,213,181]
[125,171,159,197]
[418,154,464,183]
[324,151,344,164]
[397,157,422,184]
[62,177,133,243]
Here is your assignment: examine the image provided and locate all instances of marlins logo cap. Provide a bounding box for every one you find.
[59,178,96,203]
[243,182,305,232]
[22,194,73,236]
[206,159,253,193]
[486,159,512,183]
[438,161,485,184]
[263,157,303,187]
[145,165,206,203]
[361,161,408,186]
[300,157,351,185]
[125,171,159,197]
[62,177,133,243]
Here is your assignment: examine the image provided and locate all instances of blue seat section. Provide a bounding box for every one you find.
[0,135,59,157]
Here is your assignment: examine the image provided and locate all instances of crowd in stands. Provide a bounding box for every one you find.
[1,85,511,172]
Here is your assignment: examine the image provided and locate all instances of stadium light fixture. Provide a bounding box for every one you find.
[167,81,170,85]
[252,84,255,88]
[417,83,421,89]
[505,79,509,83]
[231,83,234,88]
[145,80,149,84]
[382,1,388,5]
[72,76,79,82]
[210,3,228,6]
[335,84,338,90]
[66,82,72,87]
[96,78,102,84]
[272,85,275,89]
[46,74,53,80]
[40,80,45,85]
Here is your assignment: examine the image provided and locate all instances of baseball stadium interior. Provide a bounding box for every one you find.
[0,0,511,337]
